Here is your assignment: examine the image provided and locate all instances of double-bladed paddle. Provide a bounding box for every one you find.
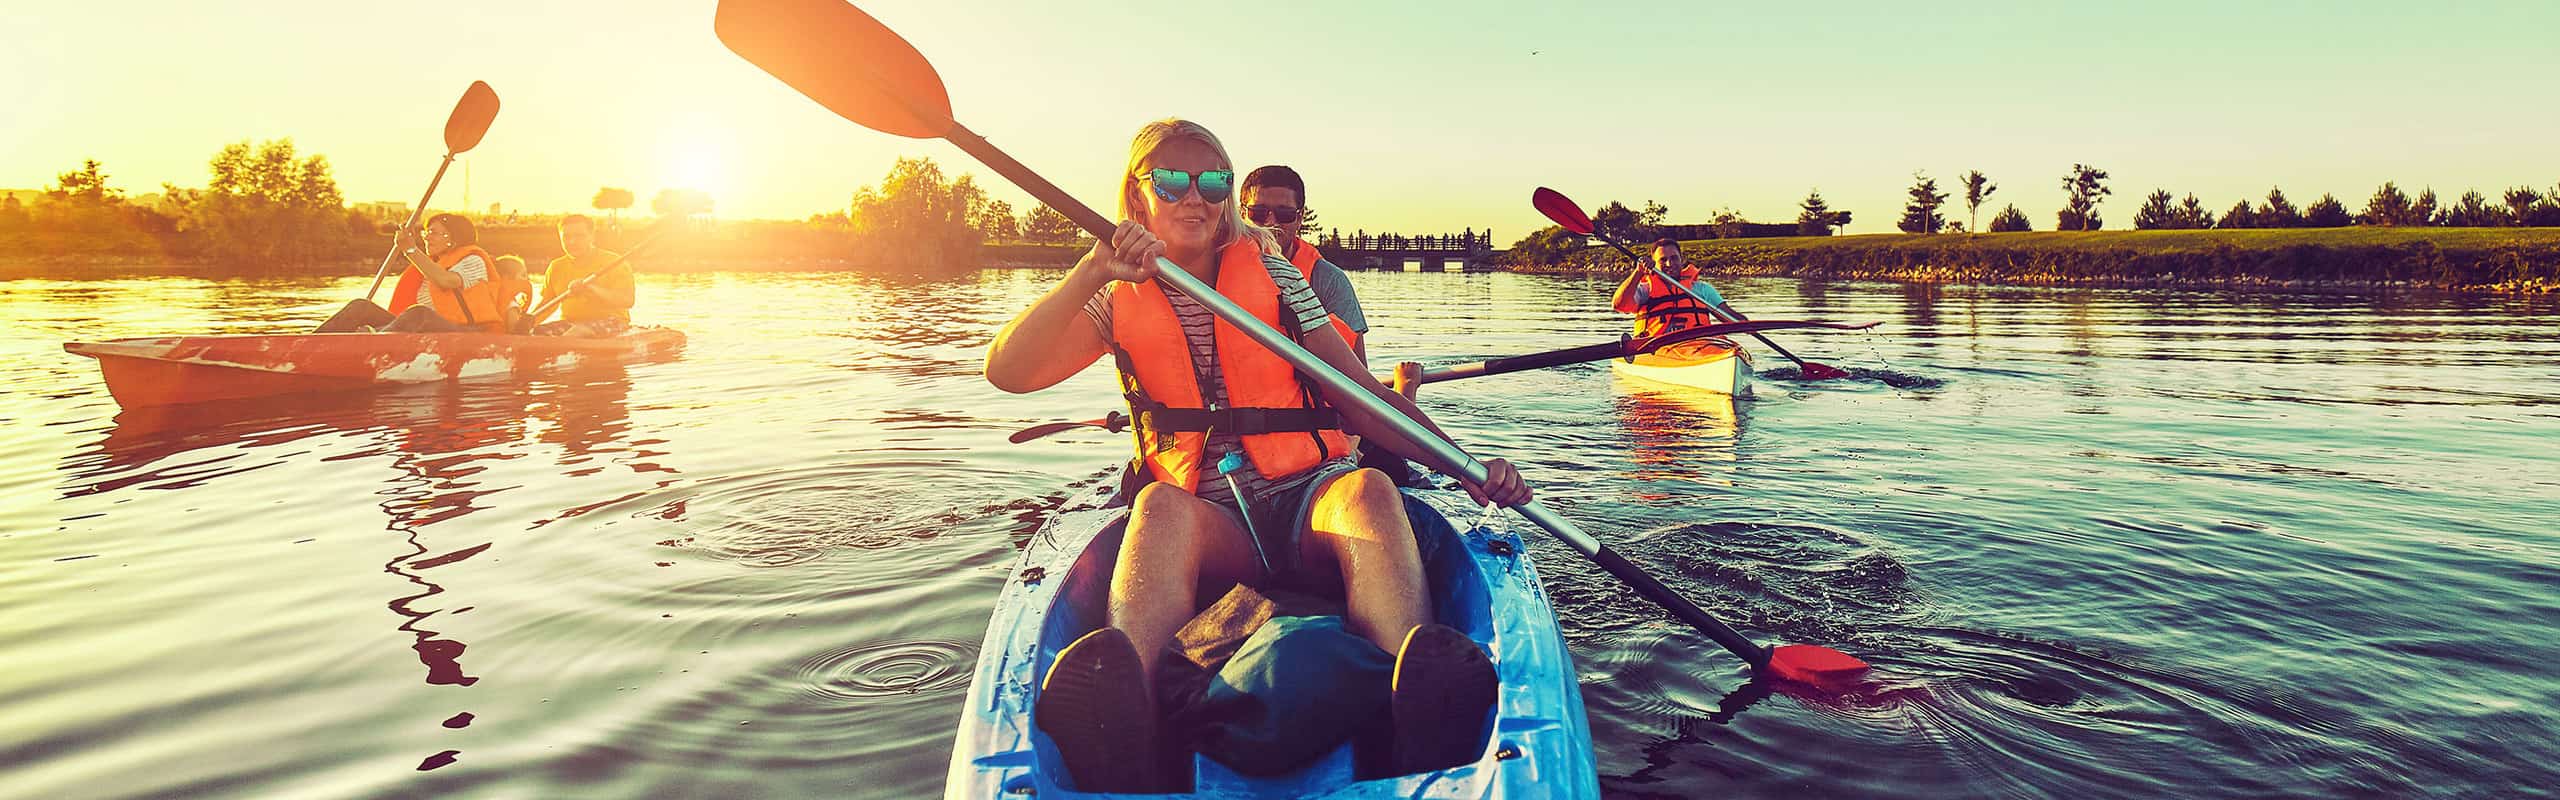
[1412,318,1877,386]
[711,0,1868,688]
[318,82,500,332]
[1534,188,1855,381]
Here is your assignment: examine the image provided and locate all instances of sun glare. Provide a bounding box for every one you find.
[660,134,728,202]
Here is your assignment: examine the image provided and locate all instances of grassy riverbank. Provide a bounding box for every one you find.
[1513,228,2560,293]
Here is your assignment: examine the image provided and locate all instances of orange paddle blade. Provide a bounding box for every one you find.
[1533,187,1596,235]
[444,81,500,154]
[714,0,955,139]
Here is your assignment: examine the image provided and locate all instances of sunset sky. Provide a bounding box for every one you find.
[6,0,2555,238]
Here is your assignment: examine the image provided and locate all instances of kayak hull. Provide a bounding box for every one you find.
[62,328,686,408]
[947,469,1599,798]
[1610,336,1752,396]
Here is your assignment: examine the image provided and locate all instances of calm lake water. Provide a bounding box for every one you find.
[3,269,2555,799]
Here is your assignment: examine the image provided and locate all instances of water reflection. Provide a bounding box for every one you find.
[1612,378,1743,498]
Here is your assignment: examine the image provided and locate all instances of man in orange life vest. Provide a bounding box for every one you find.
[382,213,507,333]
[1611,237,1747,337]
[536,214,637,337]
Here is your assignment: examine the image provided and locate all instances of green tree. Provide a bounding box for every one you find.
[1591,201,1645,243]
[2177,194,2215,229]
[2503,186,2543,226]
[2413,188,2439,226]
[175,139,352,266]
[843,157,983,271]
[1502,224,1585,267]
[2132,189,2176,230]
[2362,181,2414,225]
[591,187,635,224]
[1022,204,1081,245]
[49,160,119,203]
[1987,204,2031,232]
[1897,171,1949,233]
[1708,208,1748,240]
[2057,164,2110,231]
[2258,187,2303,228]
[1796,189,1847,236]
[2304,193,2352,227]
[2443,190,2498,227]
[975,198,1020,241]
[1960,170,1995,233]
[2218,199,2258,229]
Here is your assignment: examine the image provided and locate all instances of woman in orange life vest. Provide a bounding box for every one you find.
[1610,237,1746,338]
[382,213,507,333]
[984,119,1530,789]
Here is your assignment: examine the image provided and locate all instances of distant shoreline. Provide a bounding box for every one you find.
[10,228,2558,294]
[1511,228,2560,294]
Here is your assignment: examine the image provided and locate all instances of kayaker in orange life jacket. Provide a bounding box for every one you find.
[1611,237,1748,337]
[983,118,1528,792]
[536,214,637,338]
[1241,166,1366,364]
[381,213,506,333]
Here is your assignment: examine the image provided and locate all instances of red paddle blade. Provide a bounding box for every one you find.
[1798,363,1853,381]
[443,81,500,154]
[1532,187,1596,235]
[1764,643,1870,689]
[714,0,956,139]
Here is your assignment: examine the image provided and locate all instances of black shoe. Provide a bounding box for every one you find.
[1036,627,1170,793]
[1388,623,1497,775]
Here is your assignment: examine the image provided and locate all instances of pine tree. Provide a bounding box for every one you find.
[1987,204,2031,232]
[2177,194,2215,229]
[1796,189,1846,235]
[2219,199,2258,229]
[2503,187,2544,226]
[2304,194,2352,227]
[2444,190,2497,227]
[2362,181,2413,226]
[2132,189,2177,230]
[1897,172,1950,234]
[2413,188,2439,226]
[2259,187,2303,228]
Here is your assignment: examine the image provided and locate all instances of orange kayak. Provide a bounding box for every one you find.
[63,328,686,408]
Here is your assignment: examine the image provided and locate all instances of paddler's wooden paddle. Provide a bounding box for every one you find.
[712,0,1870,690]
[1533,188,1856,381]
[1413,318,1877,386]
[318,82,500,333]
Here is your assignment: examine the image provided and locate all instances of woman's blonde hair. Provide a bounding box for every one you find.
[1118,118,1278,256]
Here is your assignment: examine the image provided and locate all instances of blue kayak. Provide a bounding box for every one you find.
[945,466,1600,798]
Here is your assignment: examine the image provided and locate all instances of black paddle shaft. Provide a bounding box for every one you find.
[1416,320,1871,385]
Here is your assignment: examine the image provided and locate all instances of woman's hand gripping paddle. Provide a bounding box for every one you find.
[711,0,1868,690]
[1534,187,1855,381]
[318,82,500,333]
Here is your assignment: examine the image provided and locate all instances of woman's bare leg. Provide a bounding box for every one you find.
[1300,468,1430,653]
[1110,482,1261,680]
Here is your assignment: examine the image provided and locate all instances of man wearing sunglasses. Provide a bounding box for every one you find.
[1612,238,1744,338]
[1241,166,1368,365]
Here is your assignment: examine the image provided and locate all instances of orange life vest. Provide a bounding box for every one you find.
[1285,237,1361,351]
[1631,270,1717,338]
[388,245,507,333]
[1107,237,1354,492]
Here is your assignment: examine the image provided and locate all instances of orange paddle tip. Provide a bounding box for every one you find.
[1765,643,1871,688]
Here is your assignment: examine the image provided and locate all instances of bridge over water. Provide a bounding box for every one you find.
[1314,230,1496,272]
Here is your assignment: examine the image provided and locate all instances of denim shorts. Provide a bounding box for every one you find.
[1210,460,1360,586]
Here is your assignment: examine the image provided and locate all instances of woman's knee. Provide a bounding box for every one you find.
[1315,468,1405,520]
